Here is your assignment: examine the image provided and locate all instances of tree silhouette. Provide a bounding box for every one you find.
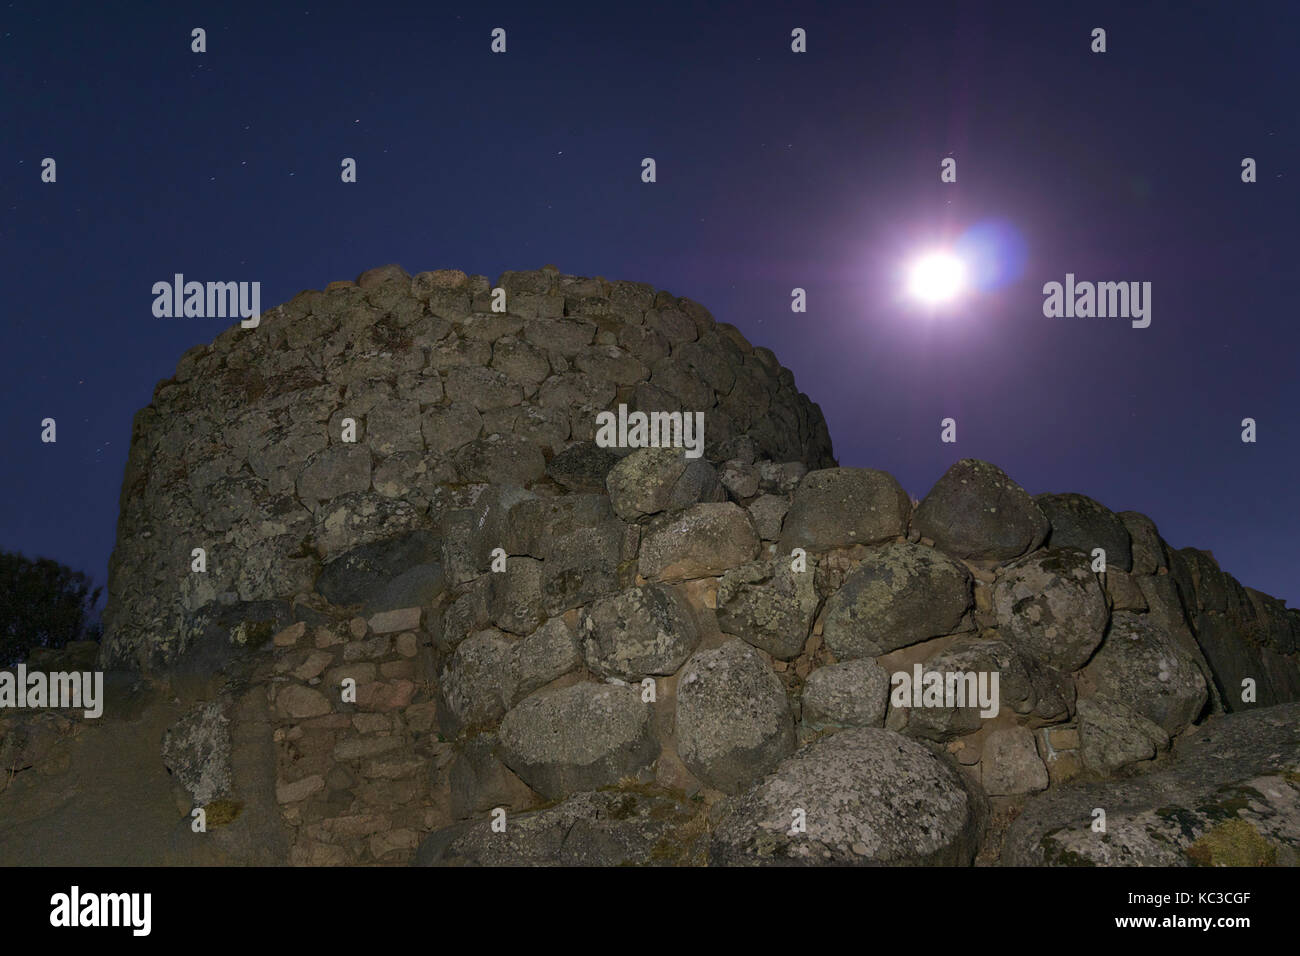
[0,551,102,666]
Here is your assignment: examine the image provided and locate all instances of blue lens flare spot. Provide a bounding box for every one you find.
[954,220,1027,292]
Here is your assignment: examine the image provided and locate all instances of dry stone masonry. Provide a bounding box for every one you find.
[101,264,832,671]
[52,264,1300,865]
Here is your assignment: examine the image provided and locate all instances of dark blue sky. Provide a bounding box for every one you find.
[3,1,1297,608]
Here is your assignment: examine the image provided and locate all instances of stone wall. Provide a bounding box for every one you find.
[94,265,1300,866]
[407,453,1300,865]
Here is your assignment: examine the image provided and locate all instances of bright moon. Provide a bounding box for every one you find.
[907,252,967,304]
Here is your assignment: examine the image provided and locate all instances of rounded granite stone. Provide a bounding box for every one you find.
[708,727,982,866]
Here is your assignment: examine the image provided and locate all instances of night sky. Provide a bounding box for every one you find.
[3,1,1297,612]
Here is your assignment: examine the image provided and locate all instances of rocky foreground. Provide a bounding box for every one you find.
[2,265,1297,865]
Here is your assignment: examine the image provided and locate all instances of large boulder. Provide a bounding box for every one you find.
[1136,574,1222,710]
[1004,702,1300,866]
[160,701,233,805]
[898,634,1074,741]
[578,585,701,680]
[1247,588,1297,656]
[487,557,546,636]
[992,548,1109,672]
[1082,610,1209,737]
[715,556,820,661]
[1179,548,1229,614]
[512,618,582,701]
[313,530,442,610]
[638,503,759,581]
[1034,493,1132,572]
[912,459,1048,562]
[1075,695,1169,774]
[747,494,790,541]
[1175,564,1298,712]
[1191,611,1273,712]
[800,659,890,731]
[1164,546,1199,615]
[1118,510,1166,575]
[439,629,517,731]
[675,641,796,793]
[445,732,538,819]
[604,448,723,521]
[820,542,972,660]
[497,682,657,799]
[440,485,536,586]
[709,728,983,865]
[1261,646,1300,706]
[540,520,625,614]
[502,494,612,559]
[778,467,911,553]
[546,441,619,493]
[981,725,1049,796]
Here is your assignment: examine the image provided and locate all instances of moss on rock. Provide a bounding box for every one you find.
[1185,819,1277,867]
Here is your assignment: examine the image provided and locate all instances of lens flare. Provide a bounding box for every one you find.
[954,219,1027,292]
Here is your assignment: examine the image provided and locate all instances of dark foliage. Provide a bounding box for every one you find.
[0,551,102,666]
